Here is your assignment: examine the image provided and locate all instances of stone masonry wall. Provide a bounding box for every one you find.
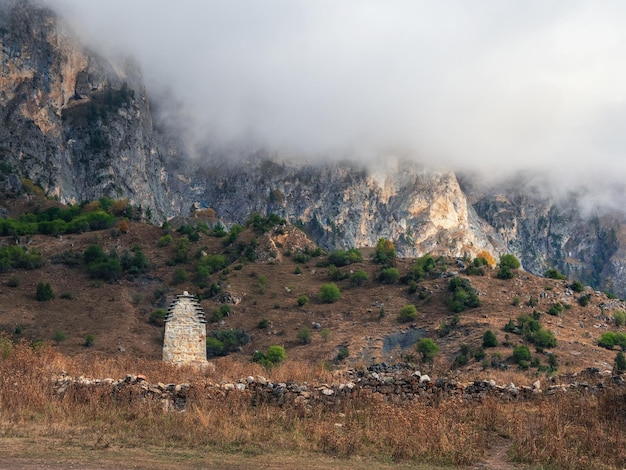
[162,291,207,365]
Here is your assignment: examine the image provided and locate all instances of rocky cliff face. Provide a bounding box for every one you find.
[0,0,173,220]
[2,1,626,296]
[174,157,505,259]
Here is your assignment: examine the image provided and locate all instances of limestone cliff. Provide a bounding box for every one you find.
[0,0,173,221]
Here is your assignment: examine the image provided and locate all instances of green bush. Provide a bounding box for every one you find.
[157,234,173,247]
[211,304,231,323]
[53,330,66,343]
[319,283,341,303]
[379,267,399,284]
[545,268,567,280]
[547,303,564,316]
[417,338,439,363]
[578,294,591,307]
[533,328,557,348]
[172,268,189,285]
[207,329,250,357]
[599,331,626,350]
[149,308,167,326]
[336,346,349,361]
[403,254,435,283]
[569,280,585,293]
[258,318,269,329]
[615,351,626,372]
[84,334,95,347]
[0,246,45,272]
[35,282,54,301]
[500,254,521,270]
[328,265,347,281]
[448,277,480,313]
[482,330,498,348]
[88,258,122,281]
[397,304,418,323]
[253,345,287,368]
[350,269,368,286]
[614,311,626,327]
[513,345,531,363]
[372,238,396,266]
[297,327,312,344]
[297,295,309,307]
[326,248,363,267]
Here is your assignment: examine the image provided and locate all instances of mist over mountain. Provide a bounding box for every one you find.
[3,0,626,296]
[44,0,626,194]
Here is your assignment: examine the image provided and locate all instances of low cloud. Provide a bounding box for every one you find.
[45,0,626,194]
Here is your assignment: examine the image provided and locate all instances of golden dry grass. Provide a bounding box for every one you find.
[2,338,626,469]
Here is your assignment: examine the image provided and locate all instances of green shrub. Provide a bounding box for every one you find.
[533,328,557,348]
[319,283,341,303]
[500,254,521,270]
[326,248,363,267]
[157,234,173,247]
[569,280,585,293]
[59,292,74,300]
[614,311,626,327]
[149,308,167,326]
[513,345,531,363]
[336,346,349,361]
[88,258,122,281]
[350,269,368,286]
[211,304,231,323]
[35,282,54,301]
[258,318,269,329]
[547,303,564,316]
[545,268,567,280]
[257,274,268,293]
[578,294,591,307]
[417,338,439,363]
[504,319,516,333]
[328,265,347,281]
[297,295,309,307]
[403,254,436,282]
[448,277,480,312]
[320,328,330,341]
[397,304,418,323]
[0,246,44,272]
[297,327,312,344]
[53,330,66,344]
[85,334,95,347]
[253,344,287,367]
[208,329,250,357]
[372,238,396,266]
[598,331,626,350]
[379,267,399,284]
[172,268,188,285]
[482,330,498,348]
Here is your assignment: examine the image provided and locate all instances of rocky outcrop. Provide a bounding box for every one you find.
[175,157,505,260]
[0,0,174,221]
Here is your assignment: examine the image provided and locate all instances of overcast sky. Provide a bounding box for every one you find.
[44,0,626,187]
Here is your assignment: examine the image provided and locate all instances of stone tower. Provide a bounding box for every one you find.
[162,291,208,365]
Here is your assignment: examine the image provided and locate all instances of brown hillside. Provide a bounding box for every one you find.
[0,195,623,377]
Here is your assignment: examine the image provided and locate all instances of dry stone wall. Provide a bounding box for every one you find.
[162,291,207,365]
[53,365,625,412]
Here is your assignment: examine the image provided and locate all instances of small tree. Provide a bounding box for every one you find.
[373,238,396,266]
[513,345,531,363]
[297,295,309,307]
[497,254,521,280]
[417,338,439,363]
[350,270,368,286]
[482,330,498,348]
[53,330,66,344]
[379,267,399,284]
[266,345,287,364]
[319,283,341,303]
[297,327,312,344]
[85,334,95,347]
[35,282,54,301]
[397,304,418,323]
